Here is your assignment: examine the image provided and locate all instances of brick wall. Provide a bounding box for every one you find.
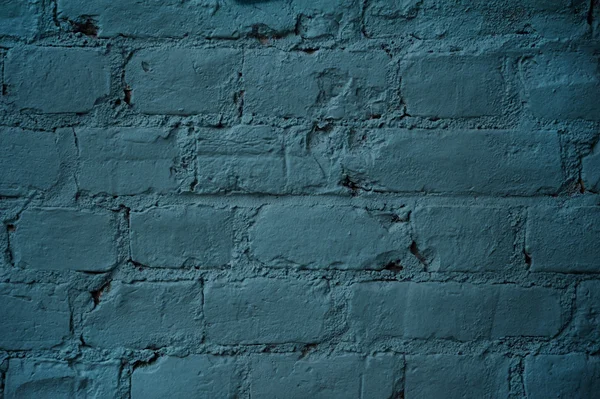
[1,0,600,397]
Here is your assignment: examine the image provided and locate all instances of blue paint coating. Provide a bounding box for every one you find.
[0,0,599,397]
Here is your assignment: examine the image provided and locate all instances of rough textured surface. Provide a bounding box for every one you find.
[131,356,242,399]
[5,358,120,399]
[405,355,511,399]
[524,354,600,399]
[1,0,599,396]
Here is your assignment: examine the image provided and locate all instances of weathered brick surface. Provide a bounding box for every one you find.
[364,0,587,39]
[243,49,392,119]
[250,205,410,270]
[524,354,600,399]
[401,54,505,118]
[349,282,562,342]
[343,129,563,195]
[0,284,70,350]
[582,145,600,193]
[0,128,60,195]
[76,127,179,195]
[521,53,600,121]
[131,356,242,399]
[4,47,110,113]
[0,0,39,38]
[526,207,600,272]
[412,206,517,272]
[196,125,285,193]
[5,359,120,399]
[13,208,117,272]
[130,206,233,268]
[57,0,356,39]
[1,0,597,396]
[573,280,600,342]
[125,48,241,115]
[205,278,331,344]
[405,355,510,399]
[250,353,403,399]
[82,281,202,349]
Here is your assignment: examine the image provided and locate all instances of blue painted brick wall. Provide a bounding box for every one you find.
[1,0,600,397]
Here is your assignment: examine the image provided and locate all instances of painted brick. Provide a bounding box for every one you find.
[204,278,331,344]
[12,208,117,272]
[0,0,39,38]
[364,0,483,39]
[250,353,403,399]
[413,206,516,272]
[0,284,70,350]
[524,354,600,399]
[401,54,505,118]
[343,129,562,195]
[125,48,241,115]
[573,280,600,342]
[82,281,202,349]
[76,127,179,195]
[349,282,562,342]
[521,53,600,121]
[5,359,120,399]
[57,0,355,39]
[130,206,233,268]
[582,144,600,193]
[250,205,411,270]
[196,125,285,194]
[131,356,242,399]
[0,129,60,196]
[365,0,587,39]
[4,47,110,113]
[405,355,510,399]
[243,49,391,119]
[526,207,600,272]
[284,126,344,193]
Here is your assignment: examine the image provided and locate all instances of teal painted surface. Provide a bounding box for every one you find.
[1,0,600,397]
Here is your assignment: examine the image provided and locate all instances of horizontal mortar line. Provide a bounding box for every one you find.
[66,191,600,208]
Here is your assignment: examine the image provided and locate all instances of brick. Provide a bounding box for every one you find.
[343,129,562,195]
[365,0,587,39]
[0,129,60,196]
[349,282,562,342]
[204,278,331,344]
[573,280,600,342]
[130,206,233,268]
[405,355,510,399]
[0,284,70,350]
[364,0,483,39]
[76,127,179,195]
[131,356,242,399]
[57,0,354,39]
[524,354,600,399]
[82,281,202,349]
[13,208,117,272]
[582,145,600,193]
[5,47,110,113]
[250,353,403,399]
[526,207,600,272]
[401,54,505,118]
[125,48,241,115]
[521,53,600,121]
[285,126,344,193]
[0,0,39,38]
[413,206,516,272]
[362,354,405,399]
[196,125,285,194]
[5,359,119,399]
[250,205,411,270]
[243,49,391,119]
